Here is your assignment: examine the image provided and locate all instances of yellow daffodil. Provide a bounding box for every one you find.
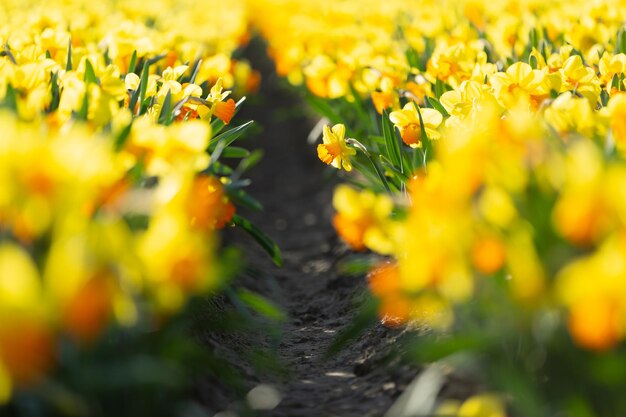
[389,102,442,148]
[599,52,626,90]
[544,92,596,138]
[440,80,498,126]
[331,185,397,254]
[559,55,601,106]
[608,93,626,151]
[317,124,357,171]
[556,235,626,351]
[490,62,550,109]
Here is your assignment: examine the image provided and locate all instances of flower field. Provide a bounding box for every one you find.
[2,0,626,416]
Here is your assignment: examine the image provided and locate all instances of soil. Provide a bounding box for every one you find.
[196,43,421,417]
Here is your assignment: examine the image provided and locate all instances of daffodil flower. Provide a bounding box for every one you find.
[389,102,442,148]
[199,78,236,124]
[560,55,601,105]
[317,124,357,171]
[207,77,231,104]
[489,62,549,109]
[440,80,492,125]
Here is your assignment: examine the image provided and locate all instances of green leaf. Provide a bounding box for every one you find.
[75,91,89,120]
[158,89,173,125]
[232,214,282,267]
[130,62,150,115]
[405,334,489,363]
[128,158,145,183]
[366,135,386,146]
[529,27,539,49]
[380,155,410,181]
[146,53,167,66]
[103,48,112,66]
[209,162,233,176]
[2,84,18,111]
[208,120,254,151]
[611,73,621,92]
[188,58,202,84]
[426,96,449,117]
[351,157,393,193]
[434,78,447,99]
[0,49,17,65]
[128,62,150,113]
[226,188,263,211]
[83,59,98,84]
[337,255,380,276]
[220,146,250,158]
[137,63,152,115]
[128,50,138,74]
[124,213,150,231]
[115,121,133,151]
[413,102,432,164]
[617,27,626,54]
[601,89,610,107]
[381,109,403,171]
[237,290,286,322]
[66,38,72,71]
[405,47,421,69]
[236,149,263,174]
[49,71,60,112]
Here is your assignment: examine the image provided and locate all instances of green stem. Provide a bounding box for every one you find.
[347,138,391,193]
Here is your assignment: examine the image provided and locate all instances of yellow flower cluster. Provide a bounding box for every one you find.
[255,0,626,353]
[252,0,626,101]
[0,0,254,402]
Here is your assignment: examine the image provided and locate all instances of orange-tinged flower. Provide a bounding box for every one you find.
[368,262,410,326]
[169,250,206,291]
[62,273,114,343]
[389,102,442,148]
[0,320,54,386]
[569,296,622,351]
[553,192,605,246]
[371,91,395,114]
[556,236,626,351]
[186,175,235,231]
[368,262,453,329]
[213,98,236,125]
[405,81,432,104]
[331,185,397,254]
[471,235,506,275]
[368,262,402,298]
[137,210,215,313]
[378,294,412,328]
[21,168,56,199]
[175,106,200,122]
[332,213,369,251]
[84,178,131,216]
[317,124,356,171]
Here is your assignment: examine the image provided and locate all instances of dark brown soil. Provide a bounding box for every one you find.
[194,44,420,417]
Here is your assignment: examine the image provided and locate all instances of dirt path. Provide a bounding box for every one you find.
[215,46,417,417]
